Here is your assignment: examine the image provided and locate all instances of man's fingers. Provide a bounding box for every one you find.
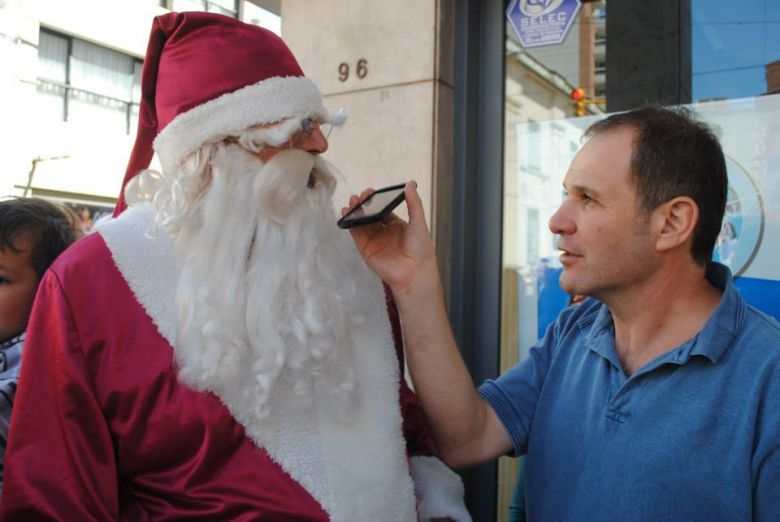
[356,188,374,208]
[379,213,404,227]
[404,180,426,228]
[343,189,375,215]
[342,195,359,216]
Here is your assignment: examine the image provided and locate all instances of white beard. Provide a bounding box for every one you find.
[172,144,364,420]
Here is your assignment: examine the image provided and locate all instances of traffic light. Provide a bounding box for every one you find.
[571,88,586,117]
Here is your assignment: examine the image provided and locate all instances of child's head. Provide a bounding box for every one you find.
[0,198,75,342]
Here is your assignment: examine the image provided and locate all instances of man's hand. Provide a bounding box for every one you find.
[343,181,438,296]
[345,181,509,473]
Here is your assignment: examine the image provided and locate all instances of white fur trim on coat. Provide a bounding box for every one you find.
[411,456,473,522]
[154,75,331,170]
[93,203,421,521]
[93,203,178,346]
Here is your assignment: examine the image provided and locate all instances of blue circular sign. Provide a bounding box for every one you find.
[712,156,765,277]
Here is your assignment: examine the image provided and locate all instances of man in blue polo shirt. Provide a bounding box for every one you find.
[345,106,780,520]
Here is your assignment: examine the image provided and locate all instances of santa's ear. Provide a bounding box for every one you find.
[652,196,699,253]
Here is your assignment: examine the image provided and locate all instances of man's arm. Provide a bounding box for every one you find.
[0,271,119,520]
[385,289,470,521]
[392,266,511,467]
[346,183,512,468]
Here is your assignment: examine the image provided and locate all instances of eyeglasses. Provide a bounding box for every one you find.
[266,117,331,154]
[223,116,334,155]
[296,117,333,142]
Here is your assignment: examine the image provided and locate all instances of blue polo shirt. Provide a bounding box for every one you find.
[479,263,780,521]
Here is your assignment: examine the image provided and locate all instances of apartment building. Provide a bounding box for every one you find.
[0,0,279,227]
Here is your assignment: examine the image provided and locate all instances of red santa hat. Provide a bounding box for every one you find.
[114,11,343,215]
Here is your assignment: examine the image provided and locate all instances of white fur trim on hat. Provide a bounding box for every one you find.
[153,75,328,170]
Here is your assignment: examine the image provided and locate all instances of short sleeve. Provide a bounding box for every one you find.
[478,319,562,456]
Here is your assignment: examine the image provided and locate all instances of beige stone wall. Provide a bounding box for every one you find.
[281,0,454,270]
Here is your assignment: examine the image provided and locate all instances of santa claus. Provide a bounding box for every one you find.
[0,11,470,522]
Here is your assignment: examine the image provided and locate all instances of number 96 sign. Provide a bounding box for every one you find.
[338,59,368,82]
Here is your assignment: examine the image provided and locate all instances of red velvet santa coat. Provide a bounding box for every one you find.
[0,203,470,521]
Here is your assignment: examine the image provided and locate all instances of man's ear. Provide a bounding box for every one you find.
[653,196,699,253]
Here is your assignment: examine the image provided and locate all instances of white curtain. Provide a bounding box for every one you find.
[36,32,68,124]
[171,0,237,18]
[38,31,68,82]
[207,0,237,17]
[70,39,133,101]
[67,39,134,134]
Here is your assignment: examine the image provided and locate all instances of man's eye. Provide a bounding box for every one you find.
[582,194,594,203]
[0,277,8,285]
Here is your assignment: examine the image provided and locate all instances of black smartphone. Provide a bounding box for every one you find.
[337,183,407,229]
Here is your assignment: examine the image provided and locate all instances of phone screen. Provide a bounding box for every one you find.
[338,184,406,228]
[353,187,404,217]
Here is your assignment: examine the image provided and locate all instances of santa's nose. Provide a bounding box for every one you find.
[298,126,328,154]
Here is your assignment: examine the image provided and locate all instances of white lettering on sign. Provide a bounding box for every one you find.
[520,12,567,27]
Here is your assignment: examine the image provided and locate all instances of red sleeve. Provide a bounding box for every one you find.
[0,271,118,520]
[384,285,435,458]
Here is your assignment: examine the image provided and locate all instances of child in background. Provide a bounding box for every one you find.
[0,198,75,492]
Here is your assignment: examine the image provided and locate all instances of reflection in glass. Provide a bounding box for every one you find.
[499,2,779,520]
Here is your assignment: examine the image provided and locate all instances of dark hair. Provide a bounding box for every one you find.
[0,197,76,278]
[585,106,727,265]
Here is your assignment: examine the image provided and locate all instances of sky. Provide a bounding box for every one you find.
[692,0,780,101]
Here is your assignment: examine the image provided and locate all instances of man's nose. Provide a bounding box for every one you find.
[299,127,329,154]
[549,203,575,235]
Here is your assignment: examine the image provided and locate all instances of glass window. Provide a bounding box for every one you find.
[499,1,780,520]
[36,29,142,135]
[129,61,143,135]
[168,0,239,18]
[131,60,142,104]
[241,2,282,35]
[36,31,68,124]
[37,31,67,82]
[208,0,239,17]
[692,0,780,101]
[70,40,134,101]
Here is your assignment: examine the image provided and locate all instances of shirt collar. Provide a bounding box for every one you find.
[685,262,742,363]
[582,305,620,369]
[1,331,25,350]
[582,262,743,367]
